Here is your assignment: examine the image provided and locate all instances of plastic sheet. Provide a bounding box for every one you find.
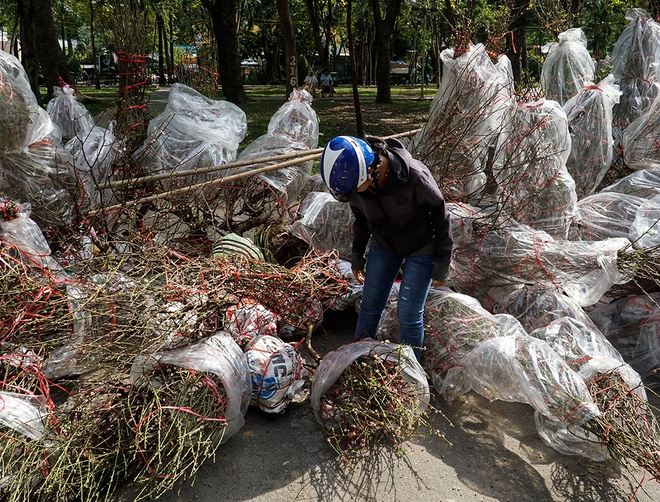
[569,192,644,241]
[0,391,48,440]
[629,194,660,247]
[564,75,620,198]
[451,223,631,306]
[601,167,660,198]
[267,88,319,149]
[611,9,660,126]
[46,84,95,140]
[589,293,660,386]
[225,302,279,347]
[244,334,308,414]
[326,259,363,311]
[410,44,511,201]
[492,98,576,239]
[310,340,429,429]
[135,83,246,190]
[131,332,251,442]
[289,191,353,258]
[622,89,660,170]
[540,28,595,106]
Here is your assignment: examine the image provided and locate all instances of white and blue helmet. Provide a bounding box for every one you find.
[320,136,375,196]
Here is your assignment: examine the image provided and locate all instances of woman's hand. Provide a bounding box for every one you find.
[432,280,445,288]
[352,269,366,284]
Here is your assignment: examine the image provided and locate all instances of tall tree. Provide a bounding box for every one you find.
[371,0,402,103]
[17,0,72,104]
[200,0,246,103]
[276,0,297,95]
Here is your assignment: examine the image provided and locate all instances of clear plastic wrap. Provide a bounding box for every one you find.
[611,9,660,126]
[310,340,429,428]
[564,75,620,198]
[134,83,247,189]
[267,88,319,149]
[131,332,251,442]
[601,167,660,198]
[451,223,631,306]
[326,259,363,311]
[0,391,48,440]
[244,334,308,414]
[444,332,600,427]
[629,193,660,248]
[46,84,95,140]
[492,284,595,333]
[492,98,576,238]
[589,293,660,385]
[540,28,595,106]
[409,44,511,201]
[0,50,55,153]
[622,89,660,170]
[569,192,644,241]
[289,191,353,258]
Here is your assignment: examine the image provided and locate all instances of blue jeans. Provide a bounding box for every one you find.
[355,244,434,360]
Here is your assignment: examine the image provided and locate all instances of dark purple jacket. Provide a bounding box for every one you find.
[348,138,453,281]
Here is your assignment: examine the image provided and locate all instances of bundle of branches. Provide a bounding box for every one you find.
[583,369,660,481]
[311,342,437,457]
[124,364,228,501]
[212,250,347,332]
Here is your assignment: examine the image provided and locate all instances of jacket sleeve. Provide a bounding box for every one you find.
[349,203,370,270]
[415,170,453,280]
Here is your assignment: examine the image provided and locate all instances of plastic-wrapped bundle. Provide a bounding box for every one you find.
[451,223,631,306]
[589,293,660,386]
[0,199,60,270]
[289,191,353,258]
[244,334,308,414]
[629,194,660,247]
[493,284,595,333]
[444,331,600,427]
[611,9,660,126]
[564,76,620,198]
[135,83,246,190]
[0,139,77,227]
[326,259,363,311]
[569,192,644,241]
[622,90,660,170]
[492,98,576,238]
[0,50,54,153]
[46,84,95,140]
[65,125,120,211]
[267,88,319,149]
[409,44,511,201]
[540,28,595,106]
[225,302,278,347]
[601,168,660,198]
[496,54,515,94]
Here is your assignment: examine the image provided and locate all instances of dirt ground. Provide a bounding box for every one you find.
[143,309,660,502]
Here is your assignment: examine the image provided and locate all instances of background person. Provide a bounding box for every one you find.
[320,135,453,360]
[303,70,318,95]
[320,69,334,97]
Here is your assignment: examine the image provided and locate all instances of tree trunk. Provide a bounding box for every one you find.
[371,0,402,104]
[201,0,246,104]
[276,0,297,96]
[507,0,530,85]
[157,13,166,86]
[304,0,326,69]
[17,0,72,104]
[347,0,364,138]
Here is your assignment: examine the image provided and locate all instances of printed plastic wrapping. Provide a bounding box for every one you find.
[589,293,660,386]
[569,192,644,241]
[244,334,308,414]
[0,50,55,153]
[444,332,600,427]
[310,340,429,428]
[135,83,247,190]
[540,28,595,106]
[611,9,660,126]
[601,166,660,198]
[131,332,251,442]
[0,391,48,440]
[493,284,595,333]
[290,191,353,258]
[564,75,620,198]
[225,302,279,347]
[492,98,576,239]
[46,84,95,140]
[450,223,631,306]
[0,199,60,270]
[410,44,511,201]
[65,125,120,211]
[267,88,319,149]
[622,89,660,170]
